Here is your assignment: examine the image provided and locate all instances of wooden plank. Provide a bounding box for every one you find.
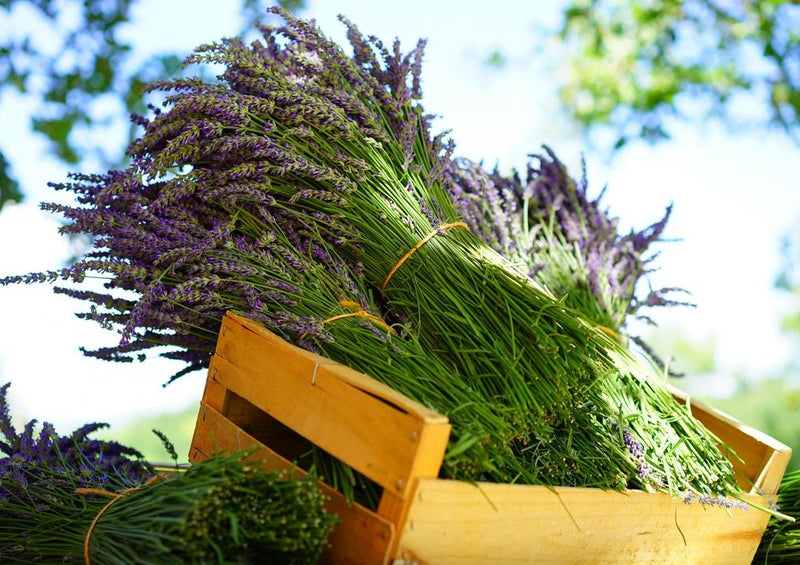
[752,448,793,496]
[672,387,791,494]
[211,313,451,497]
[377,422,452,556]
[191,402,395,565]
[395,479,774,565]
[226,312,447,422]
[201,365,227,413]
[378,490,413,560]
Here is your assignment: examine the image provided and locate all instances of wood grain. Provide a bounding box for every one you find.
[395,479,774,565]
[672,386,791,494]
[210,313,451,498]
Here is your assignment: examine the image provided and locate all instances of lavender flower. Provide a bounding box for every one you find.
[682,491,749,511]
[0,382,153,494]
[449,146,687,331]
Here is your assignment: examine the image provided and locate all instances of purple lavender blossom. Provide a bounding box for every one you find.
[448,147,685,330]
[682,492,749,511]
[0,9,446,382]
[0,382,153,492]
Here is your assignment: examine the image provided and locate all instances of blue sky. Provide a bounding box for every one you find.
[1,0,799,430]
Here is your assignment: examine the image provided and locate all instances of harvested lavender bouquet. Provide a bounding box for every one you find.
[0,384,335,564]
[2,9,742,500]
[447,148,742,491]
[0,382,152,494]
[448,147,688,333]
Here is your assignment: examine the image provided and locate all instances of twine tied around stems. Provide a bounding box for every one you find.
[382,222,469,290]
[74,475,161,565]
[299,300,394,341]
[595,324,622,341]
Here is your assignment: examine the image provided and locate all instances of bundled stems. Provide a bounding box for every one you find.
[756,470,800,562]
[1,8,746,503]
[2,450,336,564]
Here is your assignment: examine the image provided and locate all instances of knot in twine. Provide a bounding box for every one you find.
[299,300,395,342]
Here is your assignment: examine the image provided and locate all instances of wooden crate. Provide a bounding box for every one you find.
[189,313,792,565]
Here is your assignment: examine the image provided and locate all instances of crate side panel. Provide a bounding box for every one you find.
[225,312,447,422]
[753,448,793,496]
[685,397,790,494]
[201,367,227,413]
[191,402,394,565]
[396,479,771,565]
[211,322,449,496]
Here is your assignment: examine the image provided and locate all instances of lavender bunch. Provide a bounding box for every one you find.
[114,9,627,443]
[447,150,744,493]
[1,448,336,564]
[448,147,689,332]
[3,10,622,470]
[1,9,743,499]
[0,382,152,493]
[0,384,335,564]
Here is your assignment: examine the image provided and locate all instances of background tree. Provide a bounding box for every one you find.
[513,0,800,150]
[0,0,304,212]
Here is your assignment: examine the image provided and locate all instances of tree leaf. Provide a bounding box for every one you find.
[0,150,23,211]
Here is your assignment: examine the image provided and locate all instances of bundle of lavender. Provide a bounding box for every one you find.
[0,384,336,564]
[119,10,621,449]
[2,9,742,500]
[448,148,741,491]
[0,383,153,495]
[447,147,687,334]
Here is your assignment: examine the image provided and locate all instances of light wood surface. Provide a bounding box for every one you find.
[671,386,792,494]
[394,479,774,565]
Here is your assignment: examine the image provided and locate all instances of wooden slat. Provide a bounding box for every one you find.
[395,479,774,565]
[201,366,227,413]
[211,313,451,497]
[753,449,793,496]
[191,402,395,565]
[377,421,454,557]
[671,387,792,494]
[226,312,447,422]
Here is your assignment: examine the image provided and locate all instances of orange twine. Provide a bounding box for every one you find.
[595,324,622,342]
[299,300,394,341]
[75,475,160,565]
[381,222,469,290]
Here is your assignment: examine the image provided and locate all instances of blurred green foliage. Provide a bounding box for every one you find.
[777,228,800,339]
[1,0,139,206]
[98,403,198,462]
[557,0,800,150]
[642,324,718,376]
